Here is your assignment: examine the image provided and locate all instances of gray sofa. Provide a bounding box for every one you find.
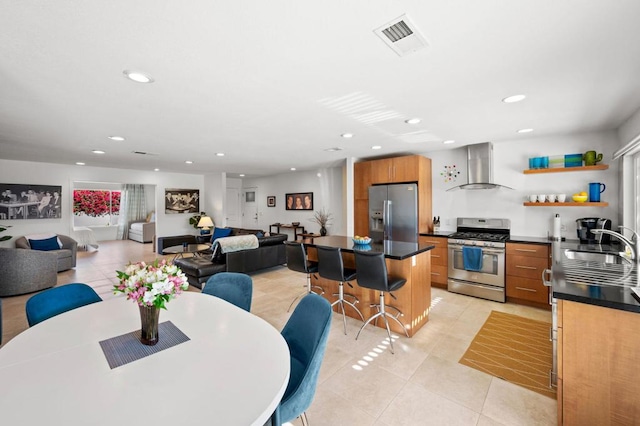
[160,227,288,289]
[0,247,57,296]
[15,234,77,272]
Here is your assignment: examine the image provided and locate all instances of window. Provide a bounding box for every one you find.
[73,190,121,226]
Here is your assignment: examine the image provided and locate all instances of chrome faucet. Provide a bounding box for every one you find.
[591,226,639,263]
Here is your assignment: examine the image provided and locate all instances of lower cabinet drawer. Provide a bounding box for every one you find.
[506,276,549,304]
[430,247,447,266]
[506,255,548,280]
[431,264,448,286]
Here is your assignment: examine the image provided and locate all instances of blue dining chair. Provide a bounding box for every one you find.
[26,283,102,327]
[202,272,253,312]
[272,293,332,426]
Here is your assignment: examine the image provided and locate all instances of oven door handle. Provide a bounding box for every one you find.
[449,246,504,255]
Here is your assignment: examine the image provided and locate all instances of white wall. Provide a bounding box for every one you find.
[0,159,204,247]
[421,130,620,238]
[242,165,345,237]
[618,106,640,147]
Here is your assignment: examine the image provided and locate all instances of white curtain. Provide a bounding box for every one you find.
[117,184,147,240]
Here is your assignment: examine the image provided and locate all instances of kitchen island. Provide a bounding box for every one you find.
[551,240,640,425]
[304,236,435,337]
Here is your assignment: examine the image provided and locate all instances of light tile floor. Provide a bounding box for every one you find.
[0,240,557,425]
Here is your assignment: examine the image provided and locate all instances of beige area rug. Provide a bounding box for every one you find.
[459,310,556,399]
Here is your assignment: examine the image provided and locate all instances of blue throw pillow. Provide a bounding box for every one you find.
[211,227,232,243]
[256,231,264,238]
[29,236,60,251]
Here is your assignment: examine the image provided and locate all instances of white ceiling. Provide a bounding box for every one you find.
[1,0,640,177]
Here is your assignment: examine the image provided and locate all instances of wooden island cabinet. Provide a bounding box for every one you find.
[305,236,434,337]
[558,300,640,425]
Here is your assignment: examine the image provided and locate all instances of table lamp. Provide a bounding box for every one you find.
[197,216,214,235]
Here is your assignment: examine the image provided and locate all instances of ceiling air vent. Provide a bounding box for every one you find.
[133,151,148,155]
[374,14,429,57]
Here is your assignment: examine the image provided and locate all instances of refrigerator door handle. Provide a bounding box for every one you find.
[386,200,393,240]
[383,200,389,240]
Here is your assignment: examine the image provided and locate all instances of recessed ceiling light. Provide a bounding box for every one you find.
[92,150,105,154]
[371,146,382,150]
[185,160,193,164]
[443,140,455,144]
[154,168,160,172]
[405,118,421,124]
[290,167,296,171]
[75,162,85,166]
[108,136,125,141]
[123,70,154,83]
[341,133,353,138]
[239,174,245,177]
[502,94,526,103]
[517,128,534,133]
[216,152,225,157]
[324,147,343,152]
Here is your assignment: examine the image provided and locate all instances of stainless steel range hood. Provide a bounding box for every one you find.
[447,142,513,191]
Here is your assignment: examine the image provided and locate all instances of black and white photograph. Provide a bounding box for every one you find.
[267,196,276,207]
[0,183,62,220]
[285,192,313,211]
[164,189,199,214]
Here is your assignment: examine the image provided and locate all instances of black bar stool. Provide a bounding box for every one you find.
[285,241,324,312]
[353,250,409,354]
[316,246,364,334]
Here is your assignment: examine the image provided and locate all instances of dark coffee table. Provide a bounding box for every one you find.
[162,243,211,260]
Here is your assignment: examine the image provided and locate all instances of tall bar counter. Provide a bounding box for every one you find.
[303,236,435,337]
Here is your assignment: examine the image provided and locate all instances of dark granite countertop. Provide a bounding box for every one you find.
[550,240,640,313]
[419,231,455,238]
[305,235,435,260]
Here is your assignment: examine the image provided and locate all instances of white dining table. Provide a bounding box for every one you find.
[0,292,290,425]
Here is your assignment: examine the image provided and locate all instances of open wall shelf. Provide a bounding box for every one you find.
[523,202,609,207]
[523,165,608,174]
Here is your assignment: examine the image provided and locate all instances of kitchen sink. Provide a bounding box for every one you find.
[563,249,630,264]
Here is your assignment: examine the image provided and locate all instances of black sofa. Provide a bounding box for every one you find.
[160,228,287,289]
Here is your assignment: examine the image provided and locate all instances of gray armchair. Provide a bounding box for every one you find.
[128,220,155,243]
[15,234,77,272]
[0,247,57,297]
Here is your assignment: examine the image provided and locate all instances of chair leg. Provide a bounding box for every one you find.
[331,282,364,334]
[356,292,409,354]
[300,412,309,426]
[307,273,324,295]
[288,273,324,312]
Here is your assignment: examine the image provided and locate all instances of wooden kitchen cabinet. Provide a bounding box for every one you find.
[370,156,421,184]
[419,235,448,288]
[505,242,550,308]
[558,300,640,425]
[354,161,372,237]
[354,154,432,236]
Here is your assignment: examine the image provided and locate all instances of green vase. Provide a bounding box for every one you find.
[139,305,160,346]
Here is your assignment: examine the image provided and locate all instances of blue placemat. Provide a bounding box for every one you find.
[99,321,190,369]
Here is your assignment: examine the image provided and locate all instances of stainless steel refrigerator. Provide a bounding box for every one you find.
[369,183,418,243]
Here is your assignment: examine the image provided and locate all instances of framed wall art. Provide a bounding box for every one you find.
[165,188,199,214]
[267,196,276,207]
[285,192,313,211]
[0,183,62,220]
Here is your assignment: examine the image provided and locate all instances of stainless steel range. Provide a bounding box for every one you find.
[447,217,510,303]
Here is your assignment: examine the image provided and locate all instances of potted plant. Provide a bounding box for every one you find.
[189,211,207,229]
[310,208,332,236]
[0,224,12,242]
